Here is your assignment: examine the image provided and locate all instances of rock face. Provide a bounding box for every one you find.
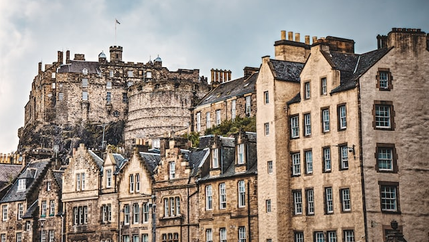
[19,46,210,155]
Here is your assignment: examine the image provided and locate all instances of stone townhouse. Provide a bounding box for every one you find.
[118,147,159,242]
[193,67,258,134]
[20,45,210,152]
[197,132,258,242]
[62,144,127,242]
[256,28,429,242]
[0,159,50,242]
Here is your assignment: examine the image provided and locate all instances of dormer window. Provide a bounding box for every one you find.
[238,144,245,165]
[46,181,51,191]
[212,148,219,168]
[169,162,176,179]
[106,169,112,188]
[17,179,26,192]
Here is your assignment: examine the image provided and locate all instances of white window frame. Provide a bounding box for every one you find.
[169,162,176,179]
[219,228,227,242]
[1,234,5,242]
[106,80,112,89]
[206,185,213,210]
[238,144,245,164]
[206,112,211,128]
[344,230,354,242]
[325,187,333,214]
[292,153,300,176]
[196,112,201,132]
[340,146,349,169]
[41,200,47,217]
[306,189,314,215]
[82,78,88,88]
[378,147,393,171]
[380,185,397,212]
[231,99,236,120]
[315,232,324,242]
[264,91,269,104]
[212,148,219,168]
[164,198,169,217]
[238,180,246,208]
[49,200,55,216]
[16,232,22,242]
[238,226,246,242]
[219,183,226,209]
[17,179,26,192]
[129,174,134,193]
[106,169,112,188]
[327,231,337,242]
[375,105,391,128]
[293,190,302,215]
[175,197,180,215]
[379,71,389,89]
[143,203,149,223]
[322,109,330,132]
[321,77,327,95]
[245,96,251,116]
[206,229,213,242]
[49,230,55,242]
[341,188,351,212]
[323,147,331,172]
[304,82,311,99]
[133,203,139,224]
[290,116,299,138]
[17,203,23,220]
[264,122,269,136]
[82,91,88,101]
[124,204,130,225]
[216,110,221,125]
[305,150,313,174]
[304,113,311,136]
[135,173,140,192]
[77,173,81,191]
[294,232,304,242]
[81,173,85,190]
[339,105,347,129]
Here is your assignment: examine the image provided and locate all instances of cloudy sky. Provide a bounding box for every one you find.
[0,0,428,153]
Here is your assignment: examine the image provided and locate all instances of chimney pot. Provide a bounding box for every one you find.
[312,36,318,44]
[305,35,310,45]
[288,31,293,41]
[295,33,300,42]
[281,30,286,40]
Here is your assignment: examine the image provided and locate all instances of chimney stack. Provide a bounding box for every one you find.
[66,50,71,64]
[57,51,63,64]
[305,35,310,45]
[38,62,42,74]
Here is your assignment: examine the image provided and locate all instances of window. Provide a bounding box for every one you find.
[170,198,175,216]
[374,103,393,129]
[264,122,269,136]
[129,174,134,193]
[238,226,246,242]
[122,93,128,103]
[106,169,112,188]
[135,173,140,192]
[267,161,273,174]
[128,70,134,77]
[132,235,139,242]
[323,147,331,172]
[305,150,313,174]
[161,197,180,217]
[175,197,180,215]
[142,203,149,223]
[133,203,139,224]
[292,153,301,176]
[169,162,176,179]
[231,100,236,120]
[206,229,213,242]
[82,91,88,101]
[16,232,22,242]
[325,187,333,214]
[106,81,112,89]
[306,189,314,215]
[17,203,23,220]
[41,230,46,242]
[123,235,130,242]
[304,113,311,136]
[109,70,114,77]
[41,200,47,217]
[341,188,351,212]
[1,234,5,242]
[315,231,324,242]
[58,92,64,101]
[206,112,211,128]
[343,230,354,242]
[245,96,251,116]
[321,77,327,95]
[73,206,88,225]
[376,144,397,172]
[49,230,55,242]
[212,148,219,168]
[338,105,347,130]
[266,199,271,212]
[124,204,130,224]
[304,82,311,99]
[142,234,149,242]
[47,181,51,191]
[17,179,26,192]
[206,185,213,210]
[216,110,221,125]
[238,144,245,164]
[102,204,112,223]
[322,108,330,132]
[196,112,201,132]
[219,228,227,242]
[106,92,112,103]
[164,198,169,216]
[264,91,269,104]
[327,231,337,242]
[377,69,392,90]
[26,221,31,231]
[290,116,299,138]
[81,173,86,190]
[49,200,55,216]
[380,184,398,212]
[294,232,304,242]
[219,183,226,209]
[238,180,246,207]
[82,78,88,87]
[339,145,349,170]
[146,71,152,79]
[293,190,302,215]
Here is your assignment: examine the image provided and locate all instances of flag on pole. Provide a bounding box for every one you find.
[116,19,121,24]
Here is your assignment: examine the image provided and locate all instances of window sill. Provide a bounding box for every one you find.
[381,210,401,214]
[160,215,182,221]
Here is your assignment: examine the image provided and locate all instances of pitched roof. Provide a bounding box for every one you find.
[88,150,103,170]
[139,152,161,175]
[22,199,38,219]
[269,59,304,82]
[57,60,101,74]
[188,148,210,177]
[0,160,50,203]
[0,164,22,189]
[112,154,128,173]
[197,72,258,106]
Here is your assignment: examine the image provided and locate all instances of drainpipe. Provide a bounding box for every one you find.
[152,195,156,242]
[247,180,251,242]
[187,179,199,242]
[118,201,121,242]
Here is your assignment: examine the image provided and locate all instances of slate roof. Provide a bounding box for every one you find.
[0,164,22,189]
[287,93,301,105]
[57,60,101,74]
[53,171,63,188]
[88,150,104,170]
[269,59,304,82]
[197,72,258,106]
[22,199,38,219]
[188,148,210,177]
[139,152,161,175]
[0,160,50,203]
[112,154,128,173]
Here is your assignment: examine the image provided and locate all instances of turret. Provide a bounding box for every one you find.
[110,46,123,62]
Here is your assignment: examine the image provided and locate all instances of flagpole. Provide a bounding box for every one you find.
[115,19,117,45]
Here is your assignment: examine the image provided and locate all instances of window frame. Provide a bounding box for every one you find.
[215,109,221,125]
[379,182,400,213]
[373,101,395,130]
[169,162,176,179]
[291,152,301,176]
[306,188,314,215]
[322,108,330,133]
[266,199,271,213]
[206,112,211,129]
[231,99,237,120]
[292,190,302,215]
[343,230,355,242]
[294,231,304,242]
[340,188,351,212]
[196,112,201,132]
[304,150,313,174]
[375,143,397,172]
[303,113,311,137]
[238,226,246,242]
[106,169,112,188]
[124,204,130,225]
[212,148,219,169]
[339,144,349,170]
[267,161,273,174]
[245,96,251,116]
[238,180,246,208]
[264,122,270,136]
[290,115,299,139]
[219,183,226,209]
[376,68,393,91]
[323,147,332,173]
[264,91,269,104]
[206,185,213,210]
[337,104,347,130]
[321,77,327,95]
[304,81,311,99]
[205,229,213,242]
[325,187,334,214]
[237,143,245,164]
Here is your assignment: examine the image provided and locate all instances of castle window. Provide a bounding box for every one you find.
[290,115,299,138]
[245,96,251,116]
[238,180,246,207]
[304,82,311,99]
[106,92,111,103]
[49,200,55,216]
[169,162,176,179]
[212,148,219,168]
[106,169,112,188]
[321,77,327,95]
[293,190,302,215]
[127,70,134,77]
[82,91,88,101]
[82,78,88,87]
[106,81,112,89]
[338,104,347,130]
[17,203,23,220]
[206,112,211,128]
[146,71,152,79]
[219,183,226,209]
[376,68,393,90]
[206,185,213,210]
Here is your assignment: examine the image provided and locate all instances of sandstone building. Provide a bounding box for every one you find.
[257,28,429,242]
